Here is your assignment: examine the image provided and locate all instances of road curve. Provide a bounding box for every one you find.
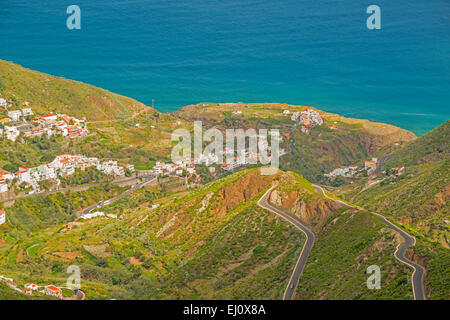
[257,186,315,300]
[312,184,426,300]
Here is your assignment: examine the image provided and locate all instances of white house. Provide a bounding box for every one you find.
[0,179,9,193]
[0,168,15,181]
[24,283,39,291]
[0,98,7,107]
[21,108,34,117]
[81,211,105,220]
[5,126,20,141]
[17,166,32,184]
[40,114,58,123]
[0,210,6,225]
[7,110,22,122]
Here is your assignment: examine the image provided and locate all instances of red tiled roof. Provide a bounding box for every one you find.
[46,285,61,293]
[0,168,12,175]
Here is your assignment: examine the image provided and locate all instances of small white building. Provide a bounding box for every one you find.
[17,166,32,184]
[7,110,22,122]
[0,98,7,107]
[126,164,135,173]
[0,209,6,225]
[0,180,8,193]
[21,108,34,117]
[5,126,20,141]
[81,211,105,220]
[0,168,15,181]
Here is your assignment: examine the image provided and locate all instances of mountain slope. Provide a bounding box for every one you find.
[0,169,308,299]
[0,59,190,171]
[0,59,152,121]
[384,120,449,168]
[267,172,413,299]
[340,120,450,299]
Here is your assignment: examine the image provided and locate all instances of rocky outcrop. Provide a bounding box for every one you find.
[269,176,341,232]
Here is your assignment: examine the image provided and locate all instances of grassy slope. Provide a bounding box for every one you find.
[297,208,413,300]
[0,59,149,121]
[0,59,191,170]
[340,120,450,299]
[384,120,449,168]
[0,168,305,299]
[271,172,412,299]
[0,184,125,234]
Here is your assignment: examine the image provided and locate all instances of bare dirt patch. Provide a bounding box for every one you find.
[128,257,143,265]
[53,251,82,262]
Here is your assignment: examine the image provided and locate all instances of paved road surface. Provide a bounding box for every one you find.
[2,175,150,202]
[313,184,426,300]
[79,176,157,216]
[257,186,315,300]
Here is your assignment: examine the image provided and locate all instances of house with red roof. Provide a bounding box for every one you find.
[45,285,62,298]
[40,114,57,123]
[0,168,14,181]
[17,166,32,183]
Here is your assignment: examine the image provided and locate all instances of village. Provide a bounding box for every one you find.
[0,153,136,196]
[0,98,88,142]
[0,272,83,300]
[283,108,324,134]
[323,157,406,188]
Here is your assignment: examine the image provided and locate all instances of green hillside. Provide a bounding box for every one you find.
[0,168,306,299]
[384,120,449,168]
[297,208,413,300]
[0,59,150,121]
[340,120,450,299]
[0,59,192,170]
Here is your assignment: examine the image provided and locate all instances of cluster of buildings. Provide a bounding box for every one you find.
[80,211,117,220]
[0,272,67,299]
[324,165,359,178]
[0,154,135,194]
[23,283,63,298]
[286,109,323,134]
[152,142,281,183]
[364,158,378,173]
[0,108,88,142]
[324,158,380,180]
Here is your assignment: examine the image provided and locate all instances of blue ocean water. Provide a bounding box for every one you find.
[0,0,449,135]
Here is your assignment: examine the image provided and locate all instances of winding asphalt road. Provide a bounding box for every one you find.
[79,176,157,216]
[257,186,315,300]
[2,176,148,202]
[312,184,426,300]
